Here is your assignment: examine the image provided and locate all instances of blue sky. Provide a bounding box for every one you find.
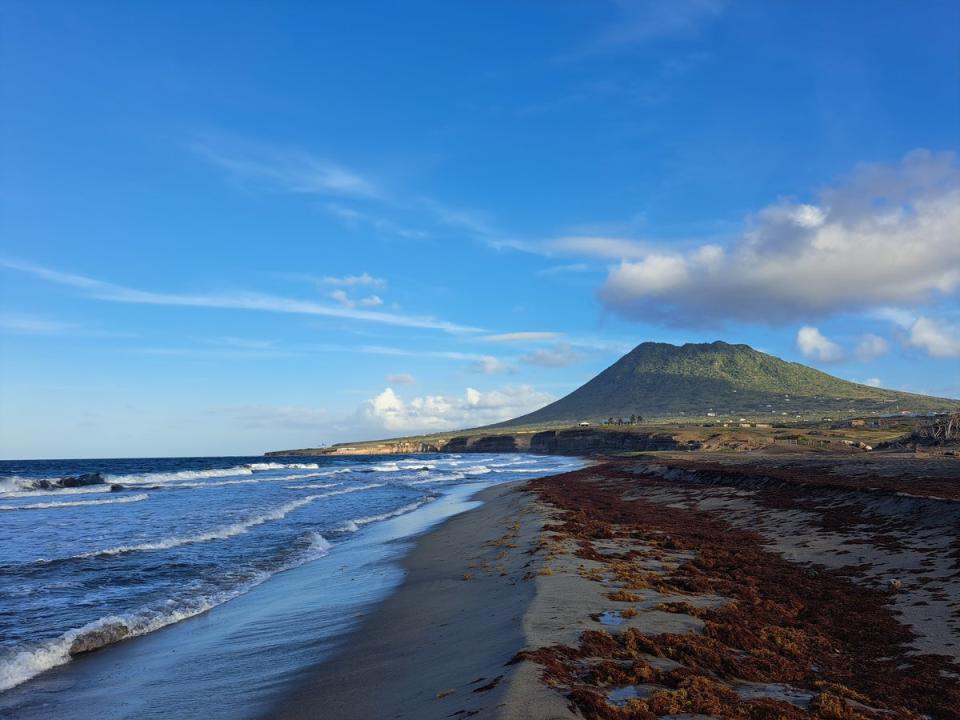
[1,0,958,458]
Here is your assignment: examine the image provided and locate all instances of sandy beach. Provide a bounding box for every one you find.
[269,453,960,720]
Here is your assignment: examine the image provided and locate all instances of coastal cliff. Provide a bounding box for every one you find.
[265,427,701,457]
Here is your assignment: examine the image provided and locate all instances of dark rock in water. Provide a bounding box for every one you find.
[68,622,130,656]
[59,473,106,488]
[32,479,57,490]
[109,484,126,492]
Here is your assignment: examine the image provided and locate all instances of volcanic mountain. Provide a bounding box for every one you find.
[493,341,960,427]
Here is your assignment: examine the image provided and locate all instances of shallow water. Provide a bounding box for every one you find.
[0,453,582,718]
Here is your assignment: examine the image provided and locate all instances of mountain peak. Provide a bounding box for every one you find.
[492,340,960,427]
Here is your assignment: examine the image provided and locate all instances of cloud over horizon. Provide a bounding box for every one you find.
[597,150,960,327]
[356,385,554,434]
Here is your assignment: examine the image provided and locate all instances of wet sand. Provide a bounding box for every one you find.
[270,454,960,720]
[269,481,545,719]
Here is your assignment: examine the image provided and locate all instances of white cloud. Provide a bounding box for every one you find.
[862,378,883,387]
[469,355,515,374]
[1,260,480,334]
[329,289,384,309]
[598,150,960,326]
[323,204,428,240]
[907,316,960,358]
[796,326,845,363]
[481,331,562,343]
[521,343,584,368]
[385,373,416,386]
[192,138,380,199]
[854,334,890,362]
[321,272,386,288]
[358,385,554,434]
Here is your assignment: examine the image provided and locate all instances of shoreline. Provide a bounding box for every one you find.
[0,456,587,720]
[267,479,545,719]
[268,452,960,719]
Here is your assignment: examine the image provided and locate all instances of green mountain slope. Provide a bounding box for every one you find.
[493,341,960,426]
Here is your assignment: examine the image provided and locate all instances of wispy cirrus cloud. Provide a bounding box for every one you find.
[521,343,584,368]
[323,203,428,240]
[1,260,481,334]
[328,289,384,309]
[0,313,82,335]
[481,331,562,343]
[385,373,416,386]
[562,0,726,61]
[320,272,386,288]
[192,137,380,199]
[195,135,496,246]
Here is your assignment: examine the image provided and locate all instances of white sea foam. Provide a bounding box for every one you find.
[488,458,539,467]
[0,483,112,499]
[169,472,334,489]
[106,467,256,484]
[282,482,341,490]
[337,498,431,532]
[2,463,324,494]
[370,462,402,472]
[244,462,320,471]
[460,465,492,475]
[0,532,333,692]
[407,472,466,485]
[0,494,149,511]
[395,461,437,469]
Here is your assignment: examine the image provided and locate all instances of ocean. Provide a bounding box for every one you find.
[0,453,582,719]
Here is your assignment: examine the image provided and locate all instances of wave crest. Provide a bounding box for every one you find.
[0,494,149,511]
[0,532,333,692]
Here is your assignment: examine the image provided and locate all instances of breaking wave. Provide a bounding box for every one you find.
[408,472,466,485]
[337,498,432,533]
[0,531,332,693]
[244,462,320,471]
[285,482,384,495]
[0,480,112,498]
[64,495,324,560]
[106,467,256,484]
[106,463,320,486]
[0,494,149,511]
[370,462,402,472]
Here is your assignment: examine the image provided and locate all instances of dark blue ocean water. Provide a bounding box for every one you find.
[0,453,582,717]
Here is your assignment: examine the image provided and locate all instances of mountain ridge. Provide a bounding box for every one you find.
[491,340,960,427]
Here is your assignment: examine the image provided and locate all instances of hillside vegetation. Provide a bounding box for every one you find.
[492,341,960,427]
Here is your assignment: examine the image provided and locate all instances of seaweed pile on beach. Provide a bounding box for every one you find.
[515,462,960,720]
